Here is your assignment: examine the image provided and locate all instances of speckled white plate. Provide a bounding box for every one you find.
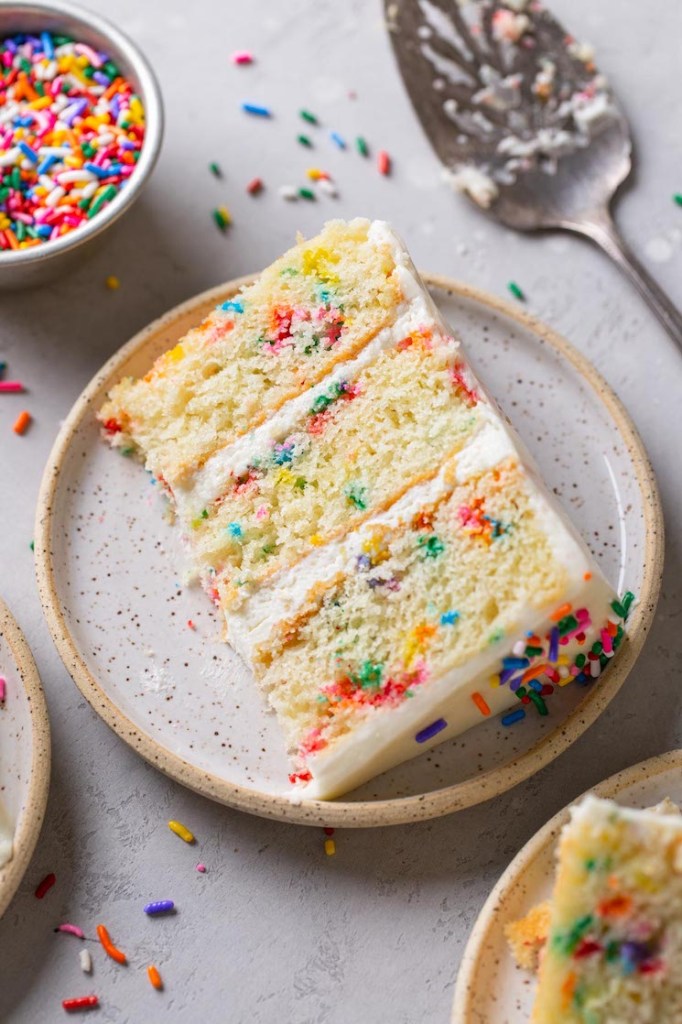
[0,598,50,919]
[453,749,682,1023]
[35,275,662,827]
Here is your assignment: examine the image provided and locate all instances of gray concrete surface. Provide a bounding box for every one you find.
[1,1,681,1021]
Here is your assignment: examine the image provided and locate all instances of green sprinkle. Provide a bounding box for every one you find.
[345,484,367,510]
[78,196,92,211]
[35,80,45,96]
[525,645,544,657]
[11,167,21,190]
[622,591,635,614]
[528,691,548,716]
[300,110,318,124]
[575,653,586,668]
[81,142,96,158]
[209,162,222,178]
[418,535,445,559]
[356,136,369,157]
[674,194,682,207]
[591,640,603,655]
[103,61,120,78]
[488,628,505,645]
[29,540,34,552]
[87,184,118,219]
[507,281,525,302]
[294,477,307,490]
[552,914,594,956]
[610,599,627,618]
[298,188,316,200]
[352,660,383,689]
[558,614,578,637]
[200,509,208,519]
[297,134,313,147]
[15,221,26,242]
[120,447,135,457]
[212,207,230,231]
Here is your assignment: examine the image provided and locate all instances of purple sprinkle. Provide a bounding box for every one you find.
[93,71,110,86]
[548,626,559,662]
[508,675,523,692]
[501,708,526,726]
[415,718,447,743]
[143,900,175,915]
[499,667,517,685]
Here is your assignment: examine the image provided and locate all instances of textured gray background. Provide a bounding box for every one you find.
[1,1,681,1021]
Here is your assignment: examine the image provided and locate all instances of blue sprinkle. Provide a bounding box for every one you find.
[440,611,460,626]
[501,708,526,727]
[330,131,346,149]
[227,522,242,537]
[548,626,559,663]
[35,225,52,238]
[18,140,38,163]
[415,718,447,743]
[37,155,59,175]
[529,679,543,692]
[13,115,33,128]
[355,554,371,572]
[40,31,55,58]
[143,900,175,915]
[502,656,529,671]
[219,300,244,313]
[84,161,110,178]
[242,102,272,117]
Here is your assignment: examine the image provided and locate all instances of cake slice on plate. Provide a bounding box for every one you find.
[531,795,682,1023]
[98,217,631,800]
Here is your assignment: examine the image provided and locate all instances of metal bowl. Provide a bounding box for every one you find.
[0,0,164,289]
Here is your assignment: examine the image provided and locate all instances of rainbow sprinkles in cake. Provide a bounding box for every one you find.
[98,218,632,799]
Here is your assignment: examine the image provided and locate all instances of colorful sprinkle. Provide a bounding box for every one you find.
[34,872,56,899]
[62,995,99,1012]
[231,51,253,65]
[300,109,318,124]
[212,206,231,231]
[96,924,126,965]
[501,708,526,726]
[241,102,270,116]
[0,32,145,252]
[105,275,119,290]
[246,177,263,195]
[0,381,24,393]
[507,281,525,301]
[209,162,222,178]
[220,300,244,313]
[324,839,336,856]
[278,185,298,201]
[356,136,369,156]
[471,691,491,716]
[55,923,85,939]
[298,187,315,200]
[147,964,164,990]
[377,150,391,175]
[317,178,339,198]
[79,949,92,973]
[143,900,175,915]
[415,717,447,743]
[440,611,460,625]
[297,134,312,148]
[168,819,195,843]
[673,193,682,207]
[196,863,207,873]
[330,131,346,149]
[0,677,5,703]
[12,410,31,434]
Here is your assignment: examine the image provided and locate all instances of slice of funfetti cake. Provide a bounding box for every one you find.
[98,218,632,800]
[532,796,682,1023]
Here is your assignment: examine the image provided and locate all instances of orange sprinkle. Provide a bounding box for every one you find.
[584,571,592,581]
[4,227,19,251]
[12,410,31,435]
[521,663,550,684]
[607,620,619,637]
[147,964,163,990]
[550,603,572,622]
[561,971,577,1009]
[103,76,124,100]
[471,691,491,716]
[598,894,633,918]
[96,923,127,965]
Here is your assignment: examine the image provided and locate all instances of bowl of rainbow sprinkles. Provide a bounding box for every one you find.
[0,0,163,288]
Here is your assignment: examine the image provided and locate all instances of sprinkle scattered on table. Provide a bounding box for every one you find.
[196,862,207,873]
[246,177,263,195]
[34,872,56,899]
[0,32,145,252]
[209,162,222,178]
[507,281,525,301]
[143,900,175,915]
[79,949,92,974]
[241,102,271,117]
[317,179,338,198]
[356,136,369,157]
[55,923,85,938]
[0,361,6,378]
[278,185,298,201]
[96,923,127,965]
[0,676,6,703]
[330,131,346,149]
[105,275,120,290]
[147,965,164,990]
[12,410,32,435]
[674,193,682,207]
[231,51,253,65]
[298,187,315,201]
[377,150,391,175]
[299,109,318,124]
[212,206,231,231]
[297,134,312,148]
[62,995,99,1012]
[0,381,24,393]
[168,819,195,843]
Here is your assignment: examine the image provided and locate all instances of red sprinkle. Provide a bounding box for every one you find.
[323,827,335,836]
[187,619,196,630]
[35,872,56,899]
[247,177,263,195]
[62,995,99,1012]
[574,939,602,959]
[377,150,391,175]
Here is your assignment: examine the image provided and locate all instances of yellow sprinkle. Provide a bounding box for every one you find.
[306,168,325,180]
[166,343,185,363]
[28,95,52,110]
[168,819,195,843]
[276,467,295,485]
[489,674,500,688]
[324,839,336,856]
[218,204,232,225]
[558,673,573,687]
[105,275,120,290]
[310,534,323,546]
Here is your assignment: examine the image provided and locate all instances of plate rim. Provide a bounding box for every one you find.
[0,598,51,919]
[34,272,664,828]
[451,747,682,1022]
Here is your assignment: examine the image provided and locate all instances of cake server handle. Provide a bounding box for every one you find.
[566,208,682,351]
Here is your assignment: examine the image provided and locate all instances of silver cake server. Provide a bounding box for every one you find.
[385,0,682,348]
